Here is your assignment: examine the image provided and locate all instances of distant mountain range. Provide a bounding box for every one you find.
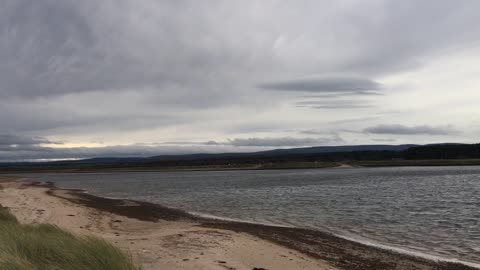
[1,144,417,166]
[2,143,478,171]
[63,144,419,164]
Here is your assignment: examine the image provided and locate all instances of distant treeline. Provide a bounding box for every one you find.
[1,143,480,172]
[403,143,480,160]
[143,150,401,167]
[143,144,480,166]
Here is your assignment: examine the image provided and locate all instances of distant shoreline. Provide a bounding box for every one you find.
[13,178,478,270]
[2,159,480,174]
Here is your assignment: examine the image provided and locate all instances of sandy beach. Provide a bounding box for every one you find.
[0,176,476,270]
[0,176,334,270]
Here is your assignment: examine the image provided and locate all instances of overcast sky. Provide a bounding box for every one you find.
[1,0,480,161]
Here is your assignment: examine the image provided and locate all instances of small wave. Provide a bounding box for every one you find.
[335,233,480,269]
[187,211,480,269]
[29,175,480,269]
[187,211,294,228]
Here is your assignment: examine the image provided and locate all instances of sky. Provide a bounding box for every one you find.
[1,0,480,161]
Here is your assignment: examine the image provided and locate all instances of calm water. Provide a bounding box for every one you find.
[18,166,480,266]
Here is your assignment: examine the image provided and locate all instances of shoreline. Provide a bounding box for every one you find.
[1,176,478,270]
[1,177,334,270]
[195,210,480,269]
[27,179,480,269]
[2,160,480,174]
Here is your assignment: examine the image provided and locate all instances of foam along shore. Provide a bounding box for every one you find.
[0,176,477,270]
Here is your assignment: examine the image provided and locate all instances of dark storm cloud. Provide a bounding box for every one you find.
[0,0,243,99]
[363,125,458,135]
[259,77,382,93]
[0,1,97,98]
[2,0,478,100]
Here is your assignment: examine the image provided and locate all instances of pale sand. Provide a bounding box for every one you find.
[0,179,336,270]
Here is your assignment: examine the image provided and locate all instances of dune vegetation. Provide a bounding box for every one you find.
[0,207,142,270]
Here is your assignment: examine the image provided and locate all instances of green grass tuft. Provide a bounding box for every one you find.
[0,207,18,224]
[0,207,142,270]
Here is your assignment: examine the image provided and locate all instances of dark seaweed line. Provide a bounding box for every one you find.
[28,181,478,270]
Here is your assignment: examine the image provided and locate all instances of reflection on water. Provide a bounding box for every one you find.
[21,166,480,265]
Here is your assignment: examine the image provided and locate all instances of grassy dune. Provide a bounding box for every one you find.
[0,207,142,270]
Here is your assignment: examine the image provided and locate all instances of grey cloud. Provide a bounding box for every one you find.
[5,135,316,161]
[363,125,458,135]
[301,91,383,99]
[0,0,247,99]
[332,1,480,75]
[2,0,479,101]
[0,134,61,153]
[0,145,53,152]
[0,134,345,161]
[165,135,344,147]
[223,122,289,134]
[0,134,57,146]
[0,92,186,133]
[0,1,97,98]
[0,1,479,160]
[259,77,382,93]
[328,117,379,125]
[296,100,373,109]
[7,0,470,100]
[160,141,220,146]
[373,138,397,143]
[224,136,343,147]
[0,136,343,161]
[297,130,328,135]
[0,144,244,162]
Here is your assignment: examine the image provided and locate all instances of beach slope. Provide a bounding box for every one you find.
[0,176,476,270]
[0,177,334,270]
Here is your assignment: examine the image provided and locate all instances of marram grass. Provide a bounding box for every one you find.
[0,207,142,270]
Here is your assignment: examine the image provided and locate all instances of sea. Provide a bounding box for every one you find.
[16,166,480,267]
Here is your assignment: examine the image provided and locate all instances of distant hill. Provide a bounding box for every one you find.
[2,143,480,172]
[257,144,417,155]
[404,143,480,159]
[0,144,417,168]
[143,144,417,161]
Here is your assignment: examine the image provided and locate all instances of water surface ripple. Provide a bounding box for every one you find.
[21,166,480,265]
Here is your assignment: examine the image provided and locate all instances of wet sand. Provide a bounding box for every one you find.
[0,176,476,270]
